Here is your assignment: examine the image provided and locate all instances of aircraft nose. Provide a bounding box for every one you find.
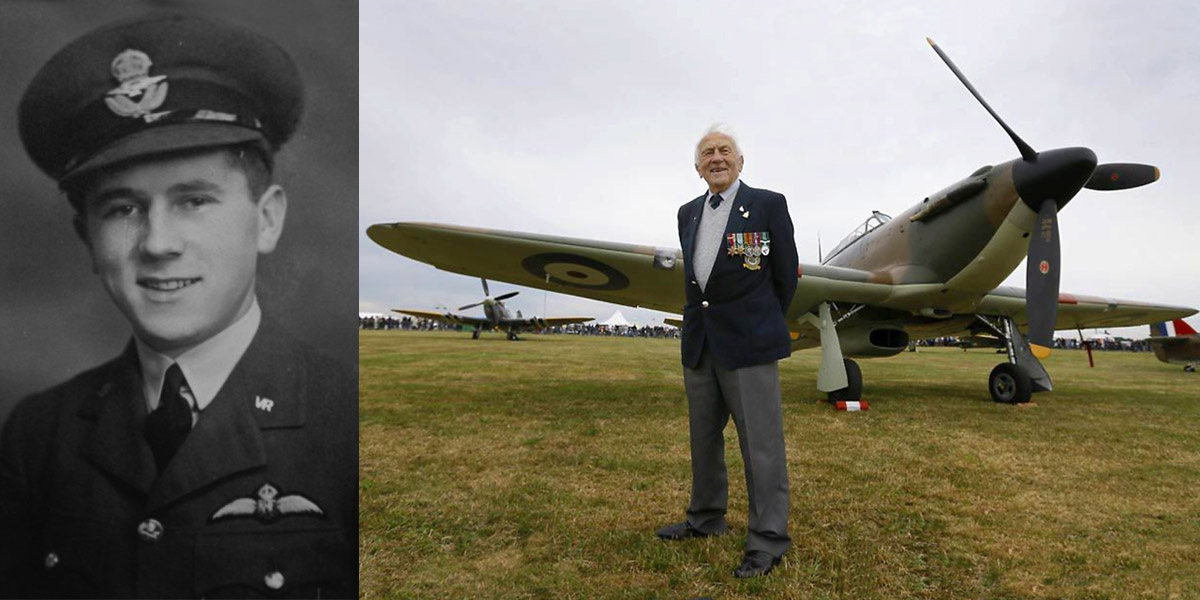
[1012,146,1098,211]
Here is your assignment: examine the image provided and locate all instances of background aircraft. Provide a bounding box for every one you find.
[368,40,1196,405]
[1148,319,1200,372]
[393,278,593,340]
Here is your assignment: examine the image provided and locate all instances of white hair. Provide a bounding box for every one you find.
[694,124,742,166]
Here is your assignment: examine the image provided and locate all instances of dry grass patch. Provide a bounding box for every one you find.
[360,331,1200,599]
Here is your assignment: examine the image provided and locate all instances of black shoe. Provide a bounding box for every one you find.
[655,521,727,540]
[733,550,781,578]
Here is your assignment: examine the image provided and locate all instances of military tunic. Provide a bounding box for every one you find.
[0,319,357,598]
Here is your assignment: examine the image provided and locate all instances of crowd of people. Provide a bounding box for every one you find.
[361,316,1152,351]
[913,335,1153,353]
[358,315,680,338]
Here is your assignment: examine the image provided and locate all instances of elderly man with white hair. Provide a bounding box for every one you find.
[657,125,799,579]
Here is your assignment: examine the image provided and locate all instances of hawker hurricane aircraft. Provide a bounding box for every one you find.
[369,40,1196,404]
[1148,319,1200,372]
[393,278,593,340]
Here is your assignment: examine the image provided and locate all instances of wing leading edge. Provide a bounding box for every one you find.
[370,222,1195,339]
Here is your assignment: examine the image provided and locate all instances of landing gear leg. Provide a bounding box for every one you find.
[800,302,866,402]
[472,329,481,340]
[977,315,1052,404]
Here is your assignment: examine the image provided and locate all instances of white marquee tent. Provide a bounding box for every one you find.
[599,310,633,328]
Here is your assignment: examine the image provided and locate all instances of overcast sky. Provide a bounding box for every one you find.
[359,0,1199,338]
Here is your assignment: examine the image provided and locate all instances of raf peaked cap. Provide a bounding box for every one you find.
[19,13,303,187]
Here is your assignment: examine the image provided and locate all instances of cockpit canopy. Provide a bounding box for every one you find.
[824,210,891,263]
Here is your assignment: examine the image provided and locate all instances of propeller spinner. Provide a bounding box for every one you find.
[927,38,1159,357]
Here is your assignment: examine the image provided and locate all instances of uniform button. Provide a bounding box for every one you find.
[691,280,697,285]
[701,301,709,308]
[265,571,285,590]
[44,552,59,569]
[137,518,164,543]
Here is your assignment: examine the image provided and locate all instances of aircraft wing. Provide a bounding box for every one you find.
[499,316,594,330]
[368,222,902,314]
[392,309,490,328]
[369,222,1195,339]
[1145,335,1196,347]
[974,287,1196,331]
[369,222,688,313]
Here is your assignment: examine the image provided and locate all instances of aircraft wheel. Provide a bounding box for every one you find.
[827,358,862,402]
[507,331,519,341]
[1185,364,1196,373]
[989,363,1032,404]
[472,330,481,339]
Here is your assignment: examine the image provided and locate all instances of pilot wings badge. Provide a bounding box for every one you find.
[104,49,168,121]
[209,483,325,524]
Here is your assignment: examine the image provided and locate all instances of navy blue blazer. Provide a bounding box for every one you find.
[0,319,357,598]
[677,182,799,370]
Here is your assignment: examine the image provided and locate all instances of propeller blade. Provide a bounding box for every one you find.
[1085,163,1160,191]
[458,302,484,311]
[494,291,519,301]
[1025,200,1061,358]
[927,38,1038,162]
[480,278,490,296]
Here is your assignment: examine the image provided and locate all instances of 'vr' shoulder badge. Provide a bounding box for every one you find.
[104,49,168,120]
[210,483,324,524]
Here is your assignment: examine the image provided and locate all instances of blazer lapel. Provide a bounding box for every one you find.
[682,195,705,280]
[80,343,157,495]
[725,183,758,236]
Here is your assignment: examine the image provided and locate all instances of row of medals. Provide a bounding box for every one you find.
[726,232,770,271]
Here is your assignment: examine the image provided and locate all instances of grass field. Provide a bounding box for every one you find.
[359,330,1199,599]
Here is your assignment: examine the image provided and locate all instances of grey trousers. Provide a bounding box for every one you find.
[682,347,791,558]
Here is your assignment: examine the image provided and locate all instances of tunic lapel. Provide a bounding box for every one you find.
[145,319,306,512]
[79,343,156,495]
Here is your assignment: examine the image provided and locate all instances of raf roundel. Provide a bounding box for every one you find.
[521,253,630,291]
[1039,260,1050,275]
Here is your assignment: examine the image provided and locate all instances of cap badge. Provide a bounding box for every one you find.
[209,483,325,524]
[104,49,168,120]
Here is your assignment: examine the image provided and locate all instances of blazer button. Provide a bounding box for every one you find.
[137,518,164,543]
[44,552,59,569]
[701,301,709,308]
[265,571,285,590]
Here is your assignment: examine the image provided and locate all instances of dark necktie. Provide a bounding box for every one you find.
[145,363,192,472]
[709,193,724,209]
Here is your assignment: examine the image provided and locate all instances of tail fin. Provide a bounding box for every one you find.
[1173,319,1198,336]
[1150,322,1168,337]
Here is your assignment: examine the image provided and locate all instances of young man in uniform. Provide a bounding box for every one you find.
[657,126,799,578]
[0,14,356,598]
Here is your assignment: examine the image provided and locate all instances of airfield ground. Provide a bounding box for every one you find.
[359,330,1199,599]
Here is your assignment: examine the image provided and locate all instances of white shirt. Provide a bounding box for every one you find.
[136,298,262,425]
[694,179,741,291]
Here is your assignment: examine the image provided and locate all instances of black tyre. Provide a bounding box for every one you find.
[989,362,1032,404]
[827,358,863,402]
[472,329,481,339]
